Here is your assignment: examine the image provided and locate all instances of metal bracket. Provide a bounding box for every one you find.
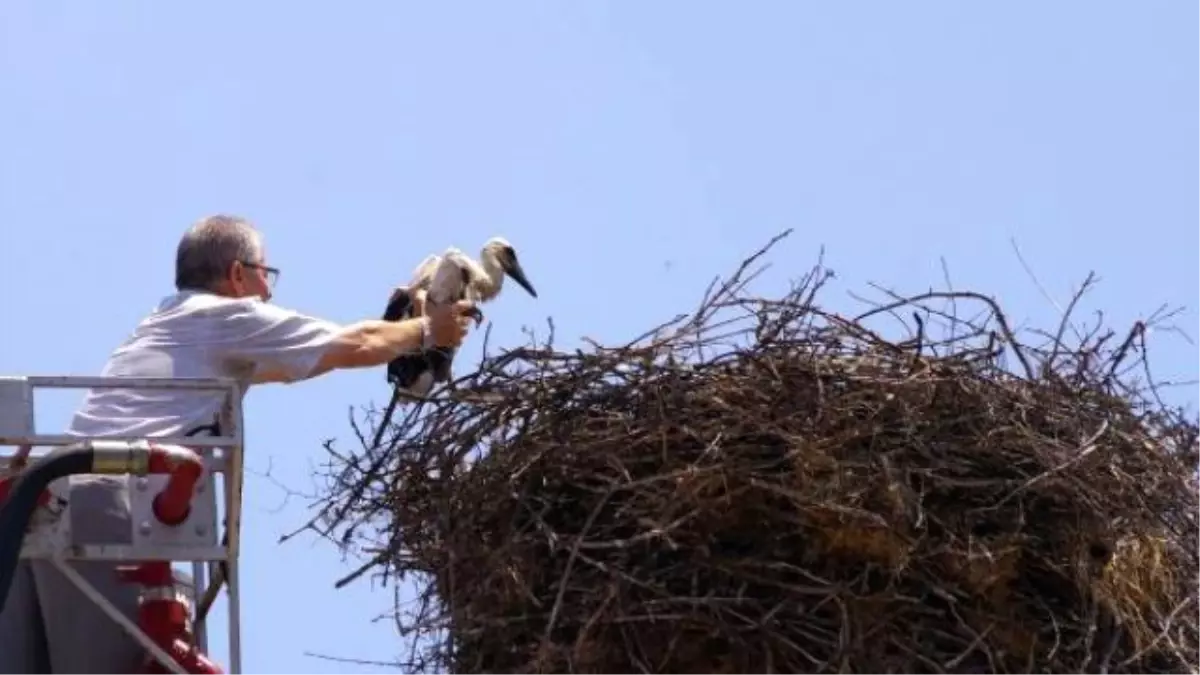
[1,375,244,674]
[129,471,220,551]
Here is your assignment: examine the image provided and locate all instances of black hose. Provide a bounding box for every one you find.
[0,447,94,612]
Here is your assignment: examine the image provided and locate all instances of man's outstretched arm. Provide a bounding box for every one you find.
[216,297,472,385]
[304,317,431,379]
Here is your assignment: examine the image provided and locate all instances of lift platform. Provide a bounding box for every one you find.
[0,375,244,674]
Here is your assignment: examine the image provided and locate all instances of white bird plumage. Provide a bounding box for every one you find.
[382,237,537,396]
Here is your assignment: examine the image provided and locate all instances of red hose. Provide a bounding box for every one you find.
[118,561,225,674]
[147,446,204,526]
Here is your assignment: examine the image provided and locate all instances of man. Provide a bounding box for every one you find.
[0,214,476,673]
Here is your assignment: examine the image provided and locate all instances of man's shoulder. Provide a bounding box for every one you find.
[151,291,307,325]
[166,290,269,314]
[147,292,342,351]
[115,293,335,359]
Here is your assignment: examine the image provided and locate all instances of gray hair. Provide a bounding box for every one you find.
[174,214,263,291]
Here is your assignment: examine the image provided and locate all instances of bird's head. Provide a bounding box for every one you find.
[483,237,537,298]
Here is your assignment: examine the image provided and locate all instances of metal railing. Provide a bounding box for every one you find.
[0,375,244,674]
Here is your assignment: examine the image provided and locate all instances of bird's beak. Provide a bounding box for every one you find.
[504,260,538,298]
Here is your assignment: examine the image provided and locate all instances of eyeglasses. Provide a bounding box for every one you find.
[240,261,280,289]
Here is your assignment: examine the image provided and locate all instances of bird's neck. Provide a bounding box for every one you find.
[480,251,505,290]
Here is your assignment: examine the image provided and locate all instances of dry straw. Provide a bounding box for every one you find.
[304,231,1197,673]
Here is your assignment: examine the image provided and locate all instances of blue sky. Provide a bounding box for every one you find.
[1,2,1195,672]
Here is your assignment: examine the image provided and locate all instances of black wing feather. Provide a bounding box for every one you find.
[382,285,456,389]
[382,287,414,322]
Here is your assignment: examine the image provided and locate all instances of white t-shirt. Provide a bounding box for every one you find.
[67,290,342,440]
[60,289,342,542]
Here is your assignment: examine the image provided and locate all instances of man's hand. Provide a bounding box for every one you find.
[425,299,480,348]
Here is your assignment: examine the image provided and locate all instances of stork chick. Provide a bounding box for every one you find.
[382,237,537,396]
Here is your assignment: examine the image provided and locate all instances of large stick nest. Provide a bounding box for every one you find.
[309,231,1198,674]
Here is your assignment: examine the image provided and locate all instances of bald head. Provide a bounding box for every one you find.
[175,214,263,292]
